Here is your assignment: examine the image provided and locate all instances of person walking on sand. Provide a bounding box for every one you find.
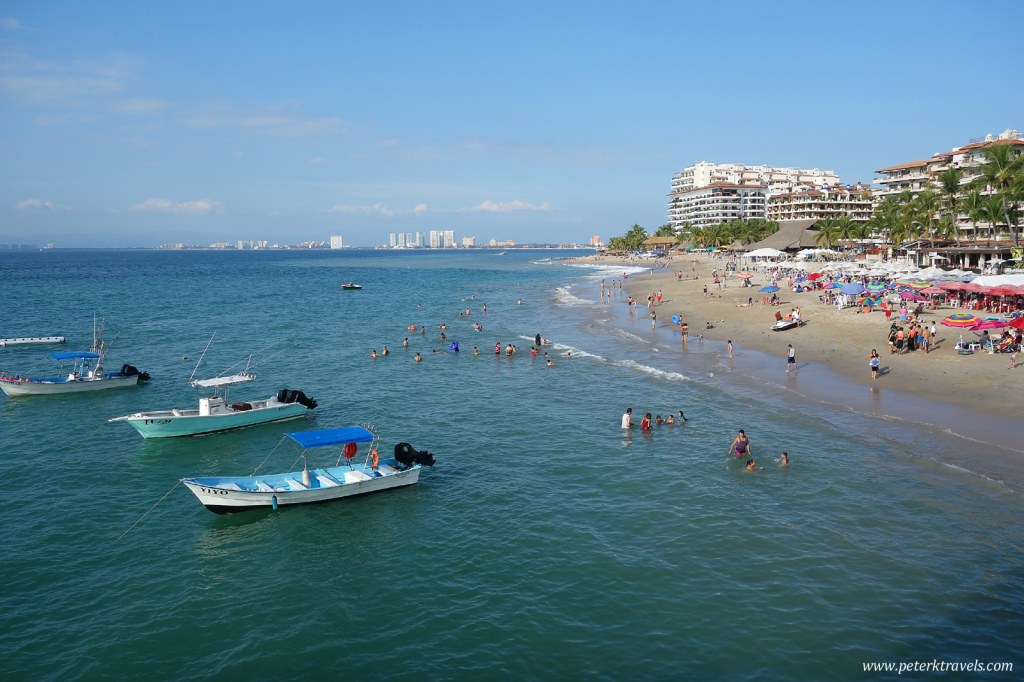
[1009,349,1019,370]
[786,344,796,374]
[728,340,734,358]
[728,430,750,458]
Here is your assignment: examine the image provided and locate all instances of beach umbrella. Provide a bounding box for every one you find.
[920,286,946,295]
[895,279,930,289]
[970,319,1006,330]
[735,273,753,279]
[824,282,841,289]
[807,273,823,280]
[941,312,982,327]
[865,282,887,292]
[794,276,808,282]
[858,296,879,305]
[1008,318,1024,330]
[759,285,780,293]
[840,283,866,295]
[899,292,926,301]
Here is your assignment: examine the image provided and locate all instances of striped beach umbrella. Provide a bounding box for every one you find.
[941,312,982,328]
[823,282,841,289]
[970,319,1007,330]
[858,296,879,305]
[865,282,887,292]
[895,279,931,289]
[899,292,926,301]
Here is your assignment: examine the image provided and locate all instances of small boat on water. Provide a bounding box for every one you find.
[342,283,363,290]
[109,338,316,438]
[0,336,66,348]
[0,319,148,396]
[182,425,436,514]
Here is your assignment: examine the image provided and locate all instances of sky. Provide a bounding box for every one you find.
[1,1,1022,248]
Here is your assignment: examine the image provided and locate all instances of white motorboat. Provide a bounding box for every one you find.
[0,320,147,396]
[771,319,799,332]
[182,425,436,514]
[109,339,317,438]
[0,336,66,348]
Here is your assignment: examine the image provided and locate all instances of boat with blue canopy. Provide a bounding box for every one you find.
[0,318,148,397]
[182,424,436,514]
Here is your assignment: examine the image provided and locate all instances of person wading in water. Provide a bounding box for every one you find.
[728,429,751,458]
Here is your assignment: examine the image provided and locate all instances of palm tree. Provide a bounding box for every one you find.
[936,215,960,243]
[915,189,940,247]
[703,224,730,248]
[961,189,985,245]
[937,166,964,230]
[832,215,857,248]
[980,195,1004,246]
[971,143,1024,246]
[814,216,839,248]
[654,224,678,238]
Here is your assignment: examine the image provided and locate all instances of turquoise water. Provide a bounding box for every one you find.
[1,249,1021,680]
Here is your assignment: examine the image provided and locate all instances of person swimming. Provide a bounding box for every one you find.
[414,352,422,362]
[745,459,762,472]
[781,452,789,466]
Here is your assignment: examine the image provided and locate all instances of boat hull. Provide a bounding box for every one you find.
[184,463,422,514]
[117,401,308,438]
[0,374,138,396]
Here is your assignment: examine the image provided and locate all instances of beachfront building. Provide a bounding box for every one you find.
[415,232,425,247]
[429,230,456,248]
[667,162,841,230]
[667,182,768,229]
[874,128,1023,199]
[489,239,516,248]
[462,236,476,247]
[766,183,874,223]
[330,235,344,249]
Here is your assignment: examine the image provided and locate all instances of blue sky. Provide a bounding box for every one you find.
[1,1,1022,247]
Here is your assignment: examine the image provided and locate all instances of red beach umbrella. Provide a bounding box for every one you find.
[970,319,1007,330]
[1008,318,1024,330]
[987,286,1018,296]
[899,292,926,301]
[807,273,823,280]
[920,286,947,295]
[735,273,753,279]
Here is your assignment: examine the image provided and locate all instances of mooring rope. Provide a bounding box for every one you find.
[250,436,286,476]
[116,480,181,542]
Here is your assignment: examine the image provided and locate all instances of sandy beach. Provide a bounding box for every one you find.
[573,253,1024,421]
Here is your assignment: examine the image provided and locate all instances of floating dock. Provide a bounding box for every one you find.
[0,336,67,348]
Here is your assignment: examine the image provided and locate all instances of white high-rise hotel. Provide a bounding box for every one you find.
[667,162,841,229]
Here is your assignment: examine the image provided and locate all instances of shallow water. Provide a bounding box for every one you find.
[1,249,1021,680]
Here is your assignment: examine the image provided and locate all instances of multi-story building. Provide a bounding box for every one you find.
[397,232,407,247]
[462,236,476,247]
[415,232,425,247]
[874,128,1023,199]
[330,235,344,249]
[442,230,455,248]
[429,230,440,248]
[766,183,873,223]
[389,233,398,248]
[667,162,840,229]
[489,238,516,248]
[667,183,768,229]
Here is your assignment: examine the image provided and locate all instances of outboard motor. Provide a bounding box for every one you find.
[394,442,436,468]
[120,364,151,381]
[276,388,318,410]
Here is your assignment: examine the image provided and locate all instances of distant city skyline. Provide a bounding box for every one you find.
[1,2,1022,247]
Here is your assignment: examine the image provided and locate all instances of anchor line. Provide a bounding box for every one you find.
[116,480,181,542]
[250,436,287,476]
[71,421,109,455]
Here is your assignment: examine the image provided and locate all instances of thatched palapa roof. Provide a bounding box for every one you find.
[741,219,819,251]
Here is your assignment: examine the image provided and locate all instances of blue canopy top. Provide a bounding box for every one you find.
[284,426,374,449]
[47,352,100,360]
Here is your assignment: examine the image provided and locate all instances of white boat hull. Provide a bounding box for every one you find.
[115,400,308,438]
[0,374,138,396]
[0,336,66,347]
[184,464,421,514]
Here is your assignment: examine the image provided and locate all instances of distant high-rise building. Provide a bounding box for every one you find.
[397,232,407,247]
[415,232,425,247]
[389,233,398,247]
[442,230,455,248]
[330,235,344,249]
[405,232,413,247]
[462,236,476,247]
[590,236,601,246]
[429,230,440,248]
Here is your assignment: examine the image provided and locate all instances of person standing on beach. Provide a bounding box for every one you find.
[651,310,657,330]
[727,340,734,358]
[621,408,632,428]
[703,285,708,299]
[786,344,796,374]
[869,349,880,380]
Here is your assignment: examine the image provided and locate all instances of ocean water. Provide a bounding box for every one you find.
[0,249,1021,680]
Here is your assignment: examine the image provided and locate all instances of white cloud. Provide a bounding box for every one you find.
[130,198,220,214]
[413,203,428,214]
[15,198,66,210]
[109,97,166,114]
[459,200,552,213]
[1,17,23,29]
[309,156,327,165]
[176,103,345,137]
[326,203,396,217]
